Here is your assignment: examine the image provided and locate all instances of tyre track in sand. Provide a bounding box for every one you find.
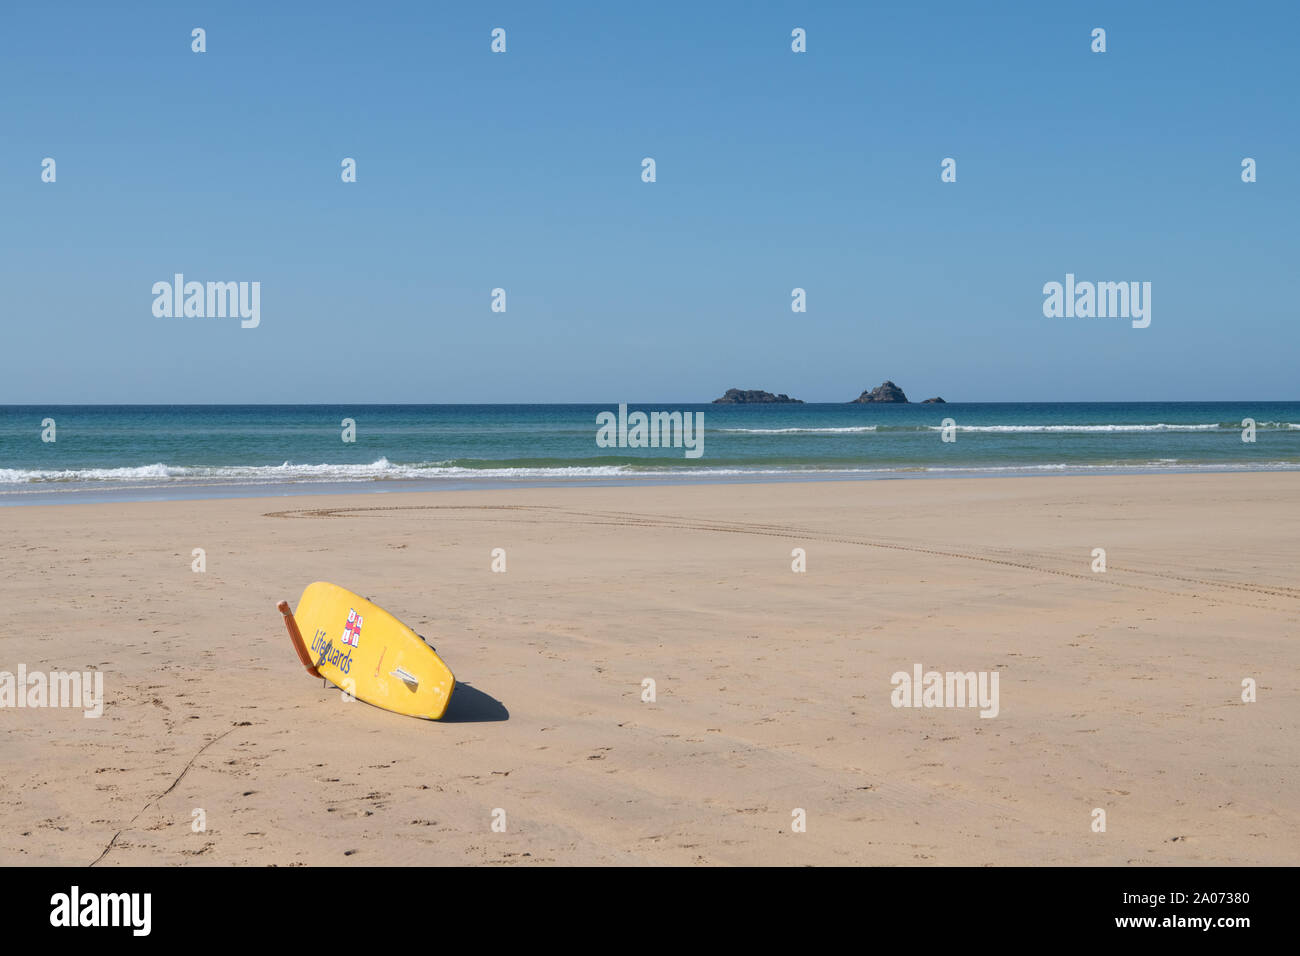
[264,504,1299,611]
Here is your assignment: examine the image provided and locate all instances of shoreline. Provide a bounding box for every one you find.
[2,460,1298,507]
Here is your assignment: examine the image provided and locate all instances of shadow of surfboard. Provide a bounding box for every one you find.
[440,682,509,723]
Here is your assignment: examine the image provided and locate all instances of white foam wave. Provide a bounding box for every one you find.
[0,458,657,484]
[0,458,408,484]
[928,423,1226,433]
[4,458,1300,488]
[717,426,879,434]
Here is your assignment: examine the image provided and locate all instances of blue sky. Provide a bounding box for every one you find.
[2,1,1296,403]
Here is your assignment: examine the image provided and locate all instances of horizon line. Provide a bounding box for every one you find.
[3,400,1299,407]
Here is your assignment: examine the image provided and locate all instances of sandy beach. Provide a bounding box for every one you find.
[2,473,1297,866]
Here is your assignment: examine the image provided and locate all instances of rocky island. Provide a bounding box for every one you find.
[713,389,804,404]
[850,381,909,404]
[713,383,945,404]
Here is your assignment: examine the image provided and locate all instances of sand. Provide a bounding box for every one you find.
[1,473,1297,866]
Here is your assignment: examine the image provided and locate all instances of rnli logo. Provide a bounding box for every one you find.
[341,609,363,647]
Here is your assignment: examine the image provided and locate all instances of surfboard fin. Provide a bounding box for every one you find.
[390,667,419,690]
[278,600,323,678]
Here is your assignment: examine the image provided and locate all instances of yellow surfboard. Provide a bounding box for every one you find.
[277,582,455,720]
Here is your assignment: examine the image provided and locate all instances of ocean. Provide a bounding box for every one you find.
[2,403,1297,504]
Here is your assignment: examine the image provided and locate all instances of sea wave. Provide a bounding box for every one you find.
[717,426,879,434]
[3,457,1300,487]
[0,458,647,484]
[1,459,380,484]
[920,423,1299,433]
[720,422,1300,434]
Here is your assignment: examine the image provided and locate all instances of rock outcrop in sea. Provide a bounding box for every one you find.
[713,389,804,404]
[921,396,946,404]
[850,381,909,404]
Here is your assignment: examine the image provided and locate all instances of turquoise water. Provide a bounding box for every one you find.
[1,403,1297,502]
